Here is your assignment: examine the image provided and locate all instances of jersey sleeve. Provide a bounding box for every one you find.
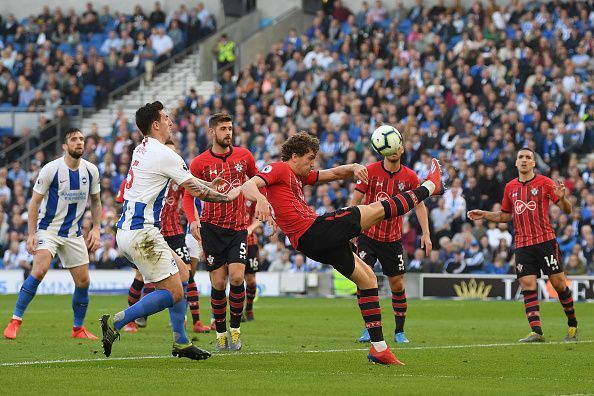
[246,151,258,178]
[32,164,55,196]
[544,177,560,204]
[89,164,101,195]
[255,163,282,186]
[159,149,193,186]
[302,170,319,186]
[501,183,512,213]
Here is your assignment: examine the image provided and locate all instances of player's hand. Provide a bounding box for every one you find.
[86,228,101,253]
[227,186,241,201]
[190,221,202,242]
[210,174,224,190]
[255,198,272,222]
[553,179,566,199]
[353,163,368,183]
[420,234,432,256]
[467,210,484,220]
[26,234,38,255]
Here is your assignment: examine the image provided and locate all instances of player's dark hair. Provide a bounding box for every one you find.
[209,112,233,129]
[165,139,175,146]
[517,147,536,158]
[64,127,82,142]
[281,131,320,161]
[135,101,164,135]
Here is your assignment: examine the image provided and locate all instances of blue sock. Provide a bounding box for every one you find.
[113,289,174,330]
[169,282,189,344]
[14,275,42,318]
[72,287,89,328]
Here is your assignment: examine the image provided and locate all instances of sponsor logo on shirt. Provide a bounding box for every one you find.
[514,200,536,214]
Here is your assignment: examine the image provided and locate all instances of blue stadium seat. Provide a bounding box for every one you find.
[81,85,96,108]
[0,127,14,136]
[58,43,72,54]
[260,18,273,29]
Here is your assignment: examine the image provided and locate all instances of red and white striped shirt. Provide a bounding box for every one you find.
[160,181,184,237]
[182,147,257,231]
[355,161,419,242]
[501,174,560,248]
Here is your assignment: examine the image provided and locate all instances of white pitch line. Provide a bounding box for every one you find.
[1,340,591,367]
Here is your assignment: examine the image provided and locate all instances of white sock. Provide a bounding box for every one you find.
[216,331,228,338]
[230,327,240,334]
[422,180,436,195]
[371,340,388,352]
[12,315,22,321]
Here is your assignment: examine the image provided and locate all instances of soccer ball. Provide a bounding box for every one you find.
[371,125,403,157]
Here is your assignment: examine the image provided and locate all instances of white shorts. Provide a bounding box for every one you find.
[117,227,179,283]
[185,233,203,260]
[37,230,89,268]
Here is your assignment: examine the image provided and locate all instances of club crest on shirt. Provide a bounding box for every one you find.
[81,176,88,184]
[359,250,367,259]
[398,182,406,191]
[531,188,538,196]
[235,163,243,173]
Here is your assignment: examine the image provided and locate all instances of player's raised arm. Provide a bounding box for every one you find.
[553,179,572,214]
[241,176,271,222]
[318,163,369,184]
[181,177,238,203]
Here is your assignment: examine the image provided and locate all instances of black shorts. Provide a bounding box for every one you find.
[357,234,405,277]
[515,239,564,279]
[245,244,260,274]
[200,222,248,271]
[297,207,362,277]
[164,234,191,265]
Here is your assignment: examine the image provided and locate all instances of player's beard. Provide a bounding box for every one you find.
[215,136,232,148]
[68,148,84,159]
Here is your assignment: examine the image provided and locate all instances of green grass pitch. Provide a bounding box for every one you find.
[1,295,593,395]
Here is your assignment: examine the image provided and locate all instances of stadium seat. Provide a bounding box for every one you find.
[0,127,14,136]
[81,85,97,108]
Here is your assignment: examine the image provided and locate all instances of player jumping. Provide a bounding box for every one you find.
[240,132,446,365]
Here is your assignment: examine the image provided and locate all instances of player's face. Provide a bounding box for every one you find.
[211,121,233,148]
[515,150,536,174]
[155,110,173,138]
[293,150,317,176]
[63,132,85,159]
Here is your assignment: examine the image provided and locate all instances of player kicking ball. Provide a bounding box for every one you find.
[241,132,446,365]
[100,102,239,360]
[351,145,431,344]
[4,129,102,340]
[468,148,578,343]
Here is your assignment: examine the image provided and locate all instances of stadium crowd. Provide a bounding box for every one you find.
[1,0,594,278]
[0,1,216,145]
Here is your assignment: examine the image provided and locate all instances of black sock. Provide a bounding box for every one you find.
[381,186,429,220]
[357,288,384,342]
[392,290,407,333]
[128,278,144,306]
[522,290,542,335]
[229,284,245,328]
[246,285,257,312]
[557,287,577,327]
[211,287,227,333]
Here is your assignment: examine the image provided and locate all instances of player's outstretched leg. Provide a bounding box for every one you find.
[101,286,176,357]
